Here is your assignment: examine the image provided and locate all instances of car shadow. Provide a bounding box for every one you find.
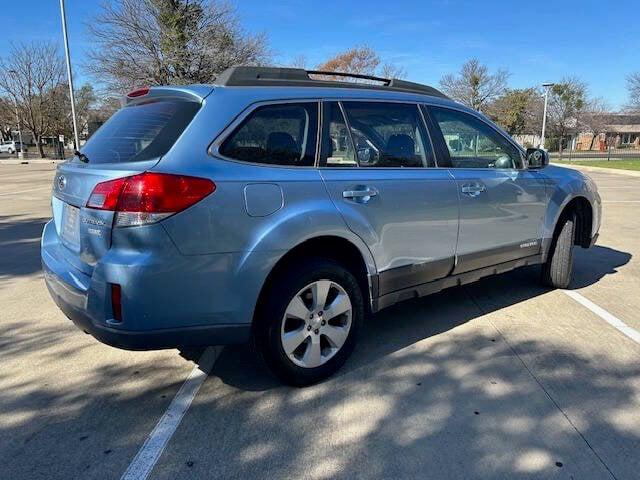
[211,244,631,392]
[171,243,638,480]
[0,215,48,282]
[571,244,631,289]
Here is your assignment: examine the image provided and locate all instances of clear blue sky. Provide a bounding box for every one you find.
[2,0,638,109]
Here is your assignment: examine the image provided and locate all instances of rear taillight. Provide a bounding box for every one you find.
[87,172,215,227]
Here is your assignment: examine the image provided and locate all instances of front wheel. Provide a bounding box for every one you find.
[254,258,364,387]
[541,213,576,289]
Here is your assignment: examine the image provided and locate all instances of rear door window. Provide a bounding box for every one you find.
[219,102,319,166]
[80,99,200,164]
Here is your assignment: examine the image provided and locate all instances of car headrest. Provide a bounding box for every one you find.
[386,134,415,158]
[266,132,297,155]
[380,134,421,166]
[448,138,462,152]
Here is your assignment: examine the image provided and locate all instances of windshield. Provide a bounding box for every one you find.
[80,99,200,164]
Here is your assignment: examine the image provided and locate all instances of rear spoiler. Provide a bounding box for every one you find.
[122,85,215,106]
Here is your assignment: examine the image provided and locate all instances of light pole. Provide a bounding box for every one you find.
[13,104,24,159]
[7,70,24,159]
[540,82,555,150]
[59,0,80,150]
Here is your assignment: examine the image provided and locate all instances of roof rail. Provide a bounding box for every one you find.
[213,66,448,99]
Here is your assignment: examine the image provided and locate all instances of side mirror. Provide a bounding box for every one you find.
[526,148,549,169]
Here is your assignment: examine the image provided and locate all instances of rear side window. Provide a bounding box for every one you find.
[81,100,200,164]
[219,103,318,166]
[341,102,434,168]
[429,106,522,169]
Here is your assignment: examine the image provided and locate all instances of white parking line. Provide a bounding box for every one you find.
[0,186,51,196]
[121,346,221,480]
[564,290,640,345]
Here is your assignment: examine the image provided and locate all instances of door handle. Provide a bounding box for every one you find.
[461,183,486,197]
[343,187,378,203]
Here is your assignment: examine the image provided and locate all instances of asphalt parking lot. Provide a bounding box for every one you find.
[1,163,639,479]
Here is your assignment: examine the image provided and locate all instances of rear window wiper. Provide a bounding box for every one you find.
[74,150,89,163]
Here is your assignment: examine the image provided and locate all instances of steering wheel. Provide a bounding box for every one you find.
[492,155,513,169]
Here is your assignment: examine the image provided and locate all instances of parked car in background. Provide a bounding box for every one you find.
[42,67,601,386]
[0,140,28,154]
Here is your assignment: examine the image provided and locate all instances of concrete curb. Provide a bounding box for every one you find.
[553,162,640,178]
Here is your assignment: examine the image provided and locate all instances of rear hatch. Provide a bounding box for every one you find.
[51,91,203,275]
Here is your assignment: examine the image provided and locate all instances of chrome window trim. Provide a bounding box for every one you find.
[208,98,322,169]
[208,95,527,171]
[423,103,527,171]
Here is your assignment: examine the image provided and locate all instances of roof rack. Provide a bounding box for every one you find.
[213,66,448,99]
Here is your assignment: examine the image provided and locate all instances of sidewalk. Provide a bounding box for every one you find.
[552,162,640,177]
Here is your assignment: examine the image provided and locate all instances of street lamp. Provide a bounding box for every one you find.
[59,0,80,150]
[7,70,24,159]
[540,82,555,150]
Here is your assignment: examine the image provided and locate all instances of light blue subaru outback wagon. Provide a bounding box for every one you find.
[42,67,601,385]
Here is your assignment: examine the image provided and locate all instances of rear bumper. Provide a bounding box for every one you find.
[43,262,250,350]
[41,219,253,350]
[43,260,251,350]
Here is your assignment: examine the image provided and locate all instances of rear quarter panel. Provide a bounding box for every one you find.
[157,160,377,326]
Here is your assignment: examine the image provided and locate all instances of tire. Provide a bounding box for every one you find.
[254,257,364,387]
[541,213,576,289]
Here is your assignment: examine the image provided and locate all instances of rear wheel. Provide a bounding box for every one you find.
[541,213,576,288]
[255,258,364,387]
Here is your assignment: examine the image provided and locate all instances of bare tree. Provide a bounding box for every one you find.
[289,55,308,69]
[0,97,16,141]
[316,46,406,80]
[626,72,640,112]
[87,0,271,93]
[439,59,509,112]
[546,78,587,153]
[0,42,65,157]
[379,62,407,80]
[578,98,610,150]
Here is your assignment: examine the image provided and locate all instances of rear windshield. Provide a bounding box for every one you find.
[80,99,200,164]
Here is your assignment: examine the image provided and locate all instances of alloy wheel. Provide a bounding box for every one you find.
[280,279,353,369]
